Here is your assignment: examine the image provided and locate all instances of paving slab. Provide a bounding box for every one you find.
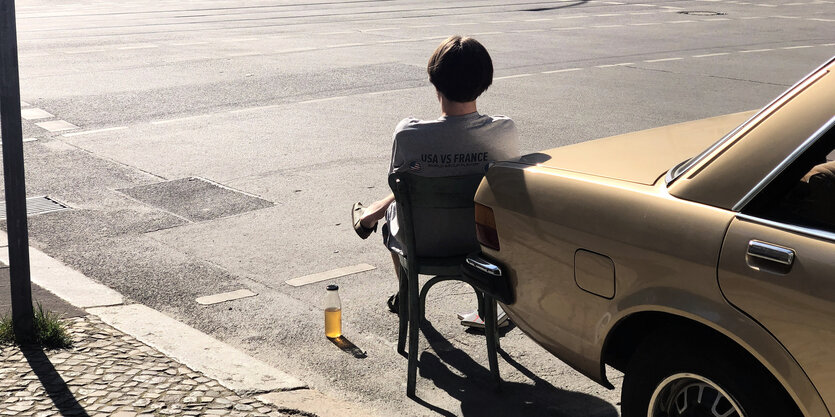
[0,315,305,417]
[88,303,306,395]
[0,268,86,318]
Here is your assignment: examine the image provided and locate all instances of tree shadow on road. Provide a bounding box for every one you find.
[22,347,88,417]
[413,322,618,417]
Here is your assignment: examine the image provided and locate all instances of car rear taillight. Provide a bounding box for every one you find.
[475,203,500,251]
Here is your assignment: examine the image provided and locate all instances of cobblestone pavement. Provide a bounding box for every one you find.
[0,315,311,417]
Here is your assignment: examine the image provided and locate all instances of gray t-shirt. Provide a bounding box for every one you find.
[385,112,519,255]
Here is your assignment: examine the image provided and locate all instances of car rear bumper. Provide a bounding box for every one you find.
[461,253,515,305]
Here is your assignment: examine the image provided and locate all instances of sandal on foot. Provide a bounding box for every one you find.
[352,202,377,240]
[387,293,399,314]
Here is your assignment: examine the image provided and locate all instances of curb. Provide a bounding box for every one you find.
[0,231,377,416]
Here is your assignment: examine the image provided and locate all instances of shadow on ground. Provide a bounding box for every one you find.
[412,322,619,417]
[22,347,89,417]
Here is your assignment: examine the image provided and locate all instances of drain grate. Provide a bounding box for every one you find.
[678,10,726,16]
[0,196,69,220]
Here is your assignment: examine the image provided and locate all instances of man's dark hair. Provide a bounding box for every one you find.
[427,36,493,103]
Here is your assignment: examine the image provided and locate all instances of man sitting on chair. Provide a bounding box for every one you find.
[351,35,519,326]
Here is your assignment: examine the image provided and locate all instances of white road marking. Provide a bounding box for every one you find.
[64,48,106,54]
[227,104,283,114]
[782,45,813,49]
[62,126,127,137]
[784,2,804,4]
[320,30,355,35]
[150,115,209,125]
[773,15,800,19]
[368,88,414,96]
[754,3,777,6]
[21,108,54,120]
[595,13,621,17]
[362,27,398,32]
[326,43,365,48]
[807,18,835,22]
[553,26,586,30]
[596,62,634,68]
[36,120,78,132]
[117,44,158,50]
[226,52,262,57]
[739,48,774,53]
[22,138,38,143]
[692,52,730,57]
[285,264,376,287]
[644,57,683,62]
[494,73,533,80]
[298,96,347,104]
[169,41,209,46]
[196,289,257,305]
[821,43,835,46]
[630,22,661,26]
[542,67,583,74]
[740,16,766,19]
[278,47,316,53]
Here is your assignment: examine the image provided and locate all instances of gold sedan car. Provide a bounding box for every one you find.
[465,57,835,417]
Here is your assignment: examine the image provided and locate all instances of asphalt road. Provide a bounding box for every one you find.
[3,0,834,415]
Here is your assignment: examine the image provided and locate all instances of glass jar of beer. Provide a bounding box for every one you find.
[324,284,342,339]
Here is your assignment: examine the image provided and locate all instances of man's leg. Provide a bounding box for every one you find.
[359,194,394,229]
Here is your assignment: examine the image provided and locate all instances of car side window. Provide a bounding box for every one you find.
[745,126,835,233]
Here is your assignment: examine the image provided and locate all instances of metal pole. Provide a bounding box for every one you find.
[0,0,34,344]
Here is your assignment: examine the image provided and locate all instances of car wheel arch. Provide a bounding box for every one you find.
[600,310,820,417]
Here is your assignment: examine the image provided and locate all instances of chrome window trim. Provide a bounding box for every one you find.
[732,116,835,211]
[667,58,834,185]
[737,213,835,243]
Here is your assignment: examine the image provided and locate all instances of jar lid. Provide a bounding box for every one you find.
[326,284,339,291]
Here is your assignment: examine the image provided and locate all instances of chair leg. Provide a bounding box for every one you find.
[397,266,408,357]
[406,268,420,398]
[484,295,501,389]
[475,290,485,319]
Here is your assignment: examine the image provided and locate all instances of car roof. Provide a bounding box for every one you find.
[668,56,835,210]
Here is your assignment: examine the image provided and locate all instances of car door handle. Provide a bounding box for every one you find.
[747,240,795,266]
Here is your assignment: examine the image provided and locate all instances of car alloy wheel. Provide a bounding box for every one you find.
[648,373,744,417]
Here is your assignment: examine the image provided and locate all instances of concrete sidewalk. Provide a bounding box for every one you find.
[0,235,375,417]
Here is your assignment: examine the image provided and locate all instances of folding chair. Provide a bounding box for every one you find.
[387,172,501,398]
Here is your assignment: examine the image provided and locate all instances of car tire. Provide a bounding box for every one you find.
[621,328,801,417]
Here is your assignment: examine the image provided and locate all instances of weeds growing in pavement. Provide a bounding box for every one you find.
[0,302,73,349]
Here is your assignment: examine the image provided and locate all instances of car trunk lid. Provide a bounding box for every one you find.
[519,111,756,185]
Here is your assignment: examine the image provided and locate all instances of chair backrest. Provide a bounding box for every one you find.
[388,172,484,258]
